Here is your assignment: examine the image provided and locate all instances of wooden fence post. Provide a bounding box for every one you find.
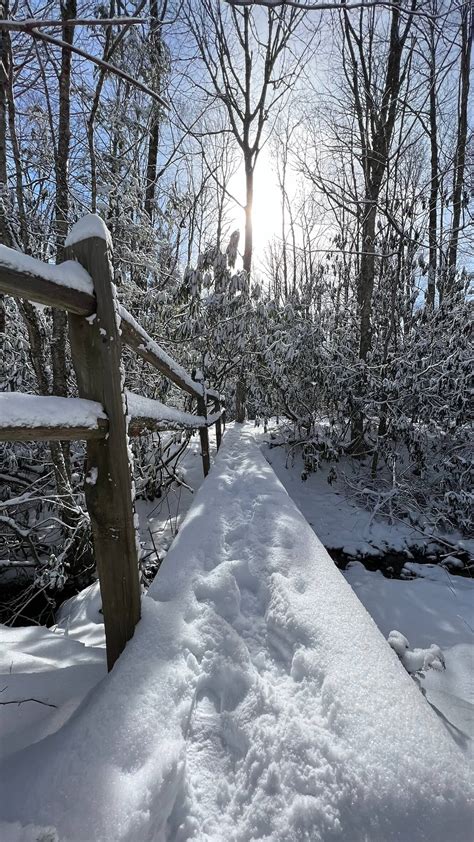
[194,374,210,476]
[213,397,222,451]
[197,394,210,476]
[67,221,141,671]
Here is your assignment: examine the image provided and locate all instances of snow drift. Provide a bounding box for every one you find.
[0,427,472,841]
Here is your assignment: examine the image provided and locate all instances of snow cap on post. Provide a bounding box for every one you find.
[65,214,113,250]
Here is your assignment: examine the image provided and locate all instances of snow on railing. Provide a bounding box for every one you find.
[0,393,107,440]
[0,392,225,441]
[118,305,202,397]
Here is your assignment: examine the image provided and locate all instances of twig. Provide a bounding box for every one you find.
[1,17,144,32]
[148,527,161,564]
[0,697,57,708]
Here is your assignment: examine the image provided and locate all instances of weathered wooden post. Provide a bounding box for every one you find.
[194,373,210,476]
[67,215,141,671]
[213,396,222,451]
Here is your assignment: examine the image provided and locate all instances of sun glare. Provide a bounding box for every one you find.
[252,158,283,254]
[228,153,283,266]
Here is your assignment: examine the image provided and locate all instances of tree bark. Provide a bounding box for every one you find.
[144,0,167,222]
[427,16,438,310]
[55,0,76,263]
[243,157,254,274]
[235,376,247,423]
[358,198,377,362]
[0,0,10,332]
[342,4,414,452]
[52,0,76,480]
[446,2,472,292]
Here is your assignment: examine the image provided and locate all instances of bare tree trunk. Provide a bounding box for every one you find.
[358,198,377,362]
[235,377,247,423]
[446,1,472,292]
[239,153,254,416]
[52,0,76,490]
[5,46,28,251]
[0,0,9,250]
[243,157,254,273]
[52,0,76,403]
[0,1,9,331]
[55,0,75,261]
[145,116,160,222]
[427,15,438,310]
[87,16,114,214]
[342,4,415,452]
[144,1,167,222]
[281,187,288,300]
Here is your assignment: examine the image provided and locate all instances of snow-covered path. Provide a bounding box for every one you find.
[0,427,472,842]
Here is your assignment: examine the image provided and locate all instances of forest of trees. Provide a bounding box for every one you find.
[0,0,472,621]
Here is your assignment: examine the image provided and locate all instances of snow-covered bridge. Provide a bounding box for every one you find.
[1,427,471,842]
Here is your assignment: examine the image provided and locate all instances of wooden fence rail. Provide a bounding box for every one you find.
[0,215,225,670]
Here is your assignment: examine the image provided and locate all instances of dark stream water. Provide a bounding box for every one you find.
[2,544,471,629]
[329,546,472,579]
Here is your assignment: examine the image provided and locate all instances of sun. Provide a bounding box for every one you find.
[228,152,283,266]
[252,155,283,255]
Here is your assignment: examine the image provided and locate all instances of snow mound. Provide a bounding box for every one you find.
[388,629,446,674]
[0,821,59,842]
[0,428,472,841]
[0,624,106,761]
[343,559,474,750]
[52,580,105,648]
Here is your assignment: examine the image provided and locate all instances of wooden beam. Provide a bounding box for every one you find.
[129,411,224,437]
[119,306,203,398]
[0,264,95,315]
[128,416,198,437]
[0,397,222,443]
[0,419,108,441]
[206,387,222,401]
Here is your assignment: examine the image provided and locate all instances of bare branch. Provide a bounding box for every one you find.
[225,0,461,22]
[1,14,169,107]
[0,17,144,32]
[29,28,169,108]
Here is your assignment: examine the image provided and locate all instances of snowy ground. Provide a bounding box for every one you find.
[136,433,208,568]
[344,562,473,756]
[262,434,470,558]
[261,433,474,755]
[0,425,472,841]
